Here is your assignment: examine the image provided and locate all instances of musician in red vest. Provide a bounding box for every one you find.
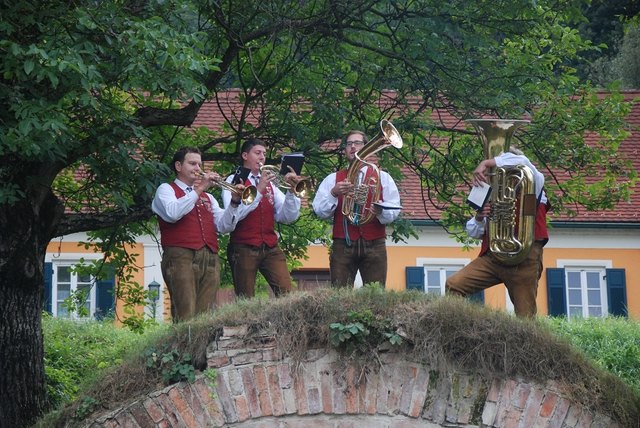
[445,147,551,318]
[152,147,246,322]
[222,139,302,298]
[312,130,401,288]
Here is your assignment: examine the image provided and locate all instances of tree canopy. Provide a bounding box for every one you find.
[1,0,637,426]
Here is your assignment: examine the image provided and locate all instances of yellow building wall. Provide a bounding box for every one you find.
[298,244,640,319]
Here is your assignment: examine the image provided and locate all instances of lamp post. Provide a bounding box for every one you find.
[148,280,161,320]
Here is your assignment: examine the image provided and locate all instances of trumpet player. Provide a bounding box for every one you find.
[222,138,302,299]
[152,146,250,322]
[312,129,402,289]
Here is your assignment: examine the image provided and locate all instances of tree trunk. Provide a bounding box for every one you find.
[0,193,62,428]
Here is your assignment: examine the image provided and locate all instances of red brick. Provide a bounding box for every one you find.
[240,366,262,417]
[547,396,571,427]
[143,397,165,423]
[214,371,239,423]
[293,372,310,415]
[320,368,333,413]
[168,387,199,428]
[208,355,230,368]
[308,387,322,414]
[408,367,429,418]
[128,401,156,427]
[253,366,273,416]
[539,392,558,418]
[278,362,293,388]
[267,365,286,416]
[234,395,251,422]
[487,378,502,402]
[520,386,545,427]
[189,381,225,426]
[399,365,417,415]
[344,365,359,414]
[155,392,185,427]
[364,368,380,415]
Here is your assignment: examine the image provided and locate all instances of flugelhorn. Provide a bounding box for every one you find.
[196,171,257,205]
[259,163,311,198]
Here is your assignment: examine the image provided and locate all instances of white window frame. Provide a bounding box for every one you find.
[50,254,103,320]
[557,259,612,319]
[416,258,470,295]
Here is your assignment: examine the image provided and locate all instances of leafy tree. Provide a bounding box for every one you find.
[1,1,636,426]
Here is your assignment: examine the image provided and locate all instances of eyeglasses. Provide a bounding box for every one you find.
[346,140,365,147]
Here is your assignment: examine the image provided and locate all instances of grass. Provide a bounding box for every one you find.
[39,286,640,427]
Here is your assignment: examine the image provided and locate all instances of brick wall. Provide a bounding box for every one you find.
[86,325,619,427]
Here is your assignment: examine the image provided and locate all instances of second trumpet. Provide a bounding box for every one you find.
[259,163,311,198]
[196,171,257,205]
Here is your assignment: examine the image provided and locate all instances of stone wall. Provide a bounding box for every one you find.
[85,326,619,427]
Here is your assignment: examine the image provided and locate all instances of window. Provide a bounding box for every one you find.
[424,265,463,295]
[54,264,95,319]
[407,258,469,295]
[547,260,627,318]
[43,260,115,320]
[566,267,608,318]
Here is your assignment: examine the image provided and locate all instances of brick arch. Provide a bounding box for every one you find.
[86,326,619,427]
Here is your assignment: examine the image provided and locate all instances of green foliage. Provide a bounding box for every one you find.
[543,316,640,396]
[329,303,403,355]
[42,313,155,411]
[144,347,196,384]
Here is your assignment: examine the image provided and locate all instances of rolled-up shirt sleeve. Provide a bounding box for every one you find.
[466,216,486,239]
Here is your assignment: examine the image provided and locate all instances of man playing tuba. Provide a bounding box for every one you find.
[313,128,402,288]
[446,144,551,318]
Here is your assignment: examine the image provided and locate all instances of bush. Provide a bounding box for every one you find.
[42,313,166,411]
[543,316,640,397]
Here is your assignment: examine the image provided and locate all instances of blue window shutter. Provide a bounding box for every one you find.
[606,269,627,317]
[405,267,424,291]
[95,266,115,317]
[546,268,566,316]
[43,262,53,314]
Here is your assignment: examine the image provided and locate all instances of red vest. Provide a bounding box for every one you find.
[332,169,387,241]
[479,199,550,257]
[230,178,278,247]
[157,183,219,253]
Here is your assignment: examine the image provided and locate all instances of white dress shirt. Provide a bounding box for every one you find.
[312,166,401,225]
[221,174,301,224]
[151,179,245,233]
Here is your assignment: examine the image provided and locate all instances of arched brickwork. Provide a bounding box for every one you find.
[84,326,619,427]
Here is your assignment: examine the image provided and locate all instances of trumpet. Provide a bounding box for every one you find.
[259,163,311,198]
[196,171,257,205]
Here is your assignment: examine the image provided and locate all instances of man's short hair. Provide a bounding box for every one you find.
[171,147,201,173]
[240,138,265,155]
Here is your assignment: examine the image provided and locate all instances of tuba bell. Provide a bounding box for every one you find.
[342,119,403,226]
[466,119,536,265]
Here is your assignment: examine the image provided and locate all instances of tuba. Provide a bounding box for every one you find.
[466,119,536,265]
[342,119,403,226]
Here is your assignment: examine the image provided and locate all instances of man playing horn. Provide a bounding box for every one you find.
[445,146,551,317]
[222,138,302,298]
[312,129,402,288]
[151,146,246,322]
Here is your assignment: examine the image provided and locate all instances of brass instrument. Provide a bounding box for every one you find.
[196,171,257,205]
[259,163,311,198]
[466,119,535,265]
[342,119,403,225]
